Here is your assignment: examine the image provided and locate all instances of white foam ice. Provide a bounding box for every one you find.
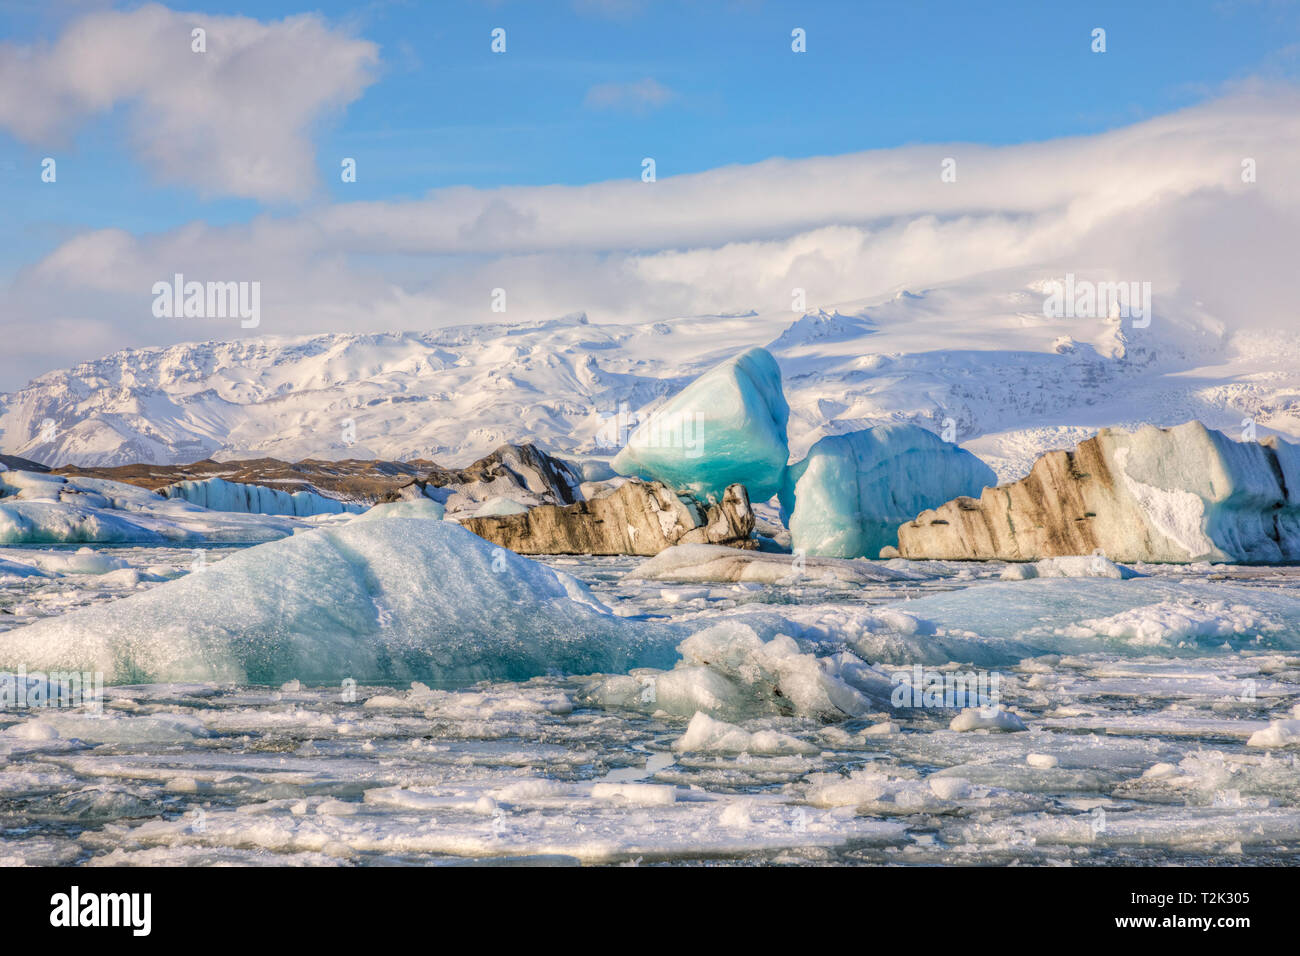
[672,712,818,755]
[1058,599,1281,647]
[1000,555,1140,580]
[1247,704,1300,749]
[950,707,1028,732]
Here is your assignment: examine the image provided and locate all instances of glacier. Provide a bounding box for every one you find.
[0,515,679,684]
[612,347,790,502]
[0,470,300,545]
[779,424,996,558]
[161,476,366,517]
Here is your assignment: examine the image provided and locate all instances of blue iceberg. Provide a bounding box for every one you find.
[612,347,790,501]
[0,516,679,685]
[780,424,996,558]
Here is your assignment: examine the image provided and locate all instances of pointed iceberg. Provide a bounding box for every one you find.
[612,347,790,501]
[779,424,996,559]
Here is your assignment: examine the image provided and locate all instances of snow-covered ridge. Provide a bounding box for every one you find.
[2,269,1297,479]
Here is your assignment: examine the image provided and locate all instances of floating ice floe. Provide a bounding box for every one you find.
[586,622,884,720]
[0,516,679,684]
[950,707,1028,732]
[0,554,48,579]
[613,347,790,502]
[945,806,1300,851]
[103,778,907,864]
[844,577,1300,663]
[1118,749,1300,803]
[779,424,995,559]
[1000,555,1141,580]
[351,499,445,522]
[1057,598,1281,647]
[1246,705,1300,749]
[625,542,909,586]
[0,546,129,576]
[672,712,818,755]
[803,765,1042,816]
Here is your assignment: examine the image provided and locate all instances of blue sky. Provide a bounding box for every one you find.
[0,1,1297,389]
[2,0,1297,270]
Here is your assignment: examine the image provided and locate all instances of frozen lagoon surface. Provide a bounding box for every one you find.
[1,538,1300,866]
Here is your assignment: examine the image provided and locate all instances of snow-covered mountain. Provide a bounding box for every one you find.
[4,268,1298,482]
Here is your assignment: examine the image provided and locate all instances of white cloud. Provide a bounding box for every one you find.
[583,77,675,112]
[0,3,377,200]
[3,88,1300,390]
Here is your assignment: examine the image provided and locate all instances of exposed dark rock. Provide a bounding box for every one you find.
[0,454,51,473]
[462,481,755,556]
[52,442,584,512]
[896,421,1300,563]
[424,443,584,516]
[54,457,433,503]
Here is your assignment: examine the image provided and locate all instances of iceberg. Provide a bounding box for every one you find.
[0,500,169,546]
[426,443,585,519]
[899,421,1300,563]
[464,496,531,518]
[0,515,678,685]
[584,622,881,720]
[612,347,790,502]
[779,424,996,558]
[461,481,754,556]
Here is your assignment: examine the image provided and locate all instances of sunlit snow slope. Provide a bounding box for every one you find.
[3,268,1297,483]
